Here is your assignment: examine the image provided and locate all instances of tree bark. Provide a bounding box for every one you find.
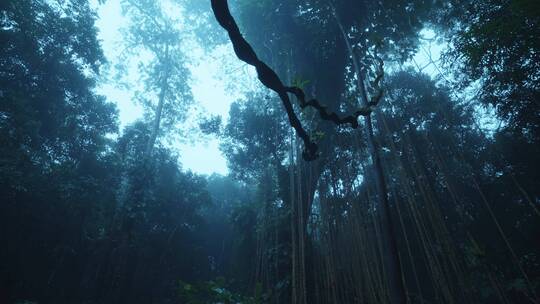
[145,46,170,157]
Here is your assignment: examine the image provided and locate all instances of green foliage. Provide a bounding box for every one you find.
[221,92,289,181]
[0,0,118,164]
[116,0,193,140]
[178,279,267,304]
[199,115,223,135]
[0,2,212,302]
[440,0,540,139]
[291,76,310,90]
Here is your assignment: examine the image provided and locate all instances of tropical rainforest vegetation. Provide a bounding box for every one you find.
[0,0,539,303]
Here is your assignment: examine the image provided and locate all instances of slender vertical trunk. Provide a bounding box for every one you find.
[365,114,406,304]
[289,131,299,304]
[145,45,170,157]
[145,89,166,155]
[332,6,407,304]
[289,136,308,304]
[286,48,324,304]
[296,141,307,304]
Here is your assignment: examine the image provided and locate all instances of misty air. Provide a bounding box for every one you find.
[1,0,539,303]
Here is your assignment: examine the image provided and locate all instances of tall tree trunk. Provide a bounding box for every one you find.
[333,7,407,304]
[145,46,170,156]
[288,56,307,303]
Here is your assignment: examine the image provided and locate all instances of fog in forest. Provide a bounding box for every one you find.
[1,0,539,303]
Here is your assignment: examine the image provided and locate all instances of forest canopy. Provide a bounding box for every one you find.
[0,0,539,303]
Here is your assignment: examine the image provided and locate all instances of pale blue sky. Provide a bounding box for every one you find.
[93,0,249,175]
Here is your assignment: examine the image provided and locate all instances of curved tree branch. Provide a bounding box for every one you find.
[210,0,374,160]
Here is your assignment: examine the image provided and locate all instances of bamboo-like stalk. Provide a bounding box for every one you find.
[330,4,407,303]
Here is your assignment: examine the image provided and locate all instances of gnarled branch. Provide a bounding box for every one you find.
[210,0,374,160]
